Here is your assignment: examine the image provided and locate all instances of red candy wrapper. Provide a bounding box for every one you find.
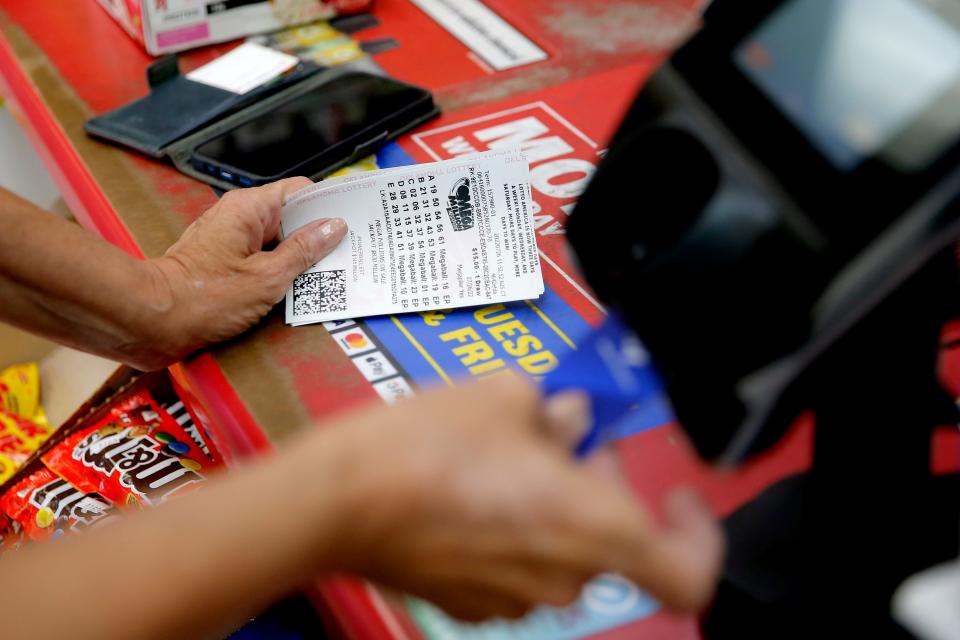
[42,390,213,508]
[0,513,24,552]
[160,400,223,467]
[0,466,115,541]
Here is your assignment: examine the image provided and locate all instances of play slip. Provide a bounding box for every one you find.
[281,149,544,325]
[185,42,298,94]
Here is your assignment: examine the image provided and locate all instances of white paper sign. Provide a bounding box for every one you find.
[281,149,544,325]
[409,0,548,71]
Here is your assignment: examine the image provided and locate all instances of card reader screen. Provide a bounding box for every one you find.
[735,0,960,171]
[194,73,427,179]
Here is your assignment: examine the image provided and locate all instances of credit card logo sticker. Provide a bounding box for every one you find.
[353,352,399,382]
[345,333,368,348]
[337,328,376,355]
[323,319,356,332]
[372,377,414,404]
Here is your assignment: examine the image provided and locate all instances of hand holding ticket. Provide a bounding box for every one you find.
[281,149,544,325]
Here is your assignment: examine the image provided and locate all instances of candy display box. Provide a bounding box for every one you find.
[0,326,229,552]
[0,325,122,431]
[0,326,223,498]
[95,0,374,56]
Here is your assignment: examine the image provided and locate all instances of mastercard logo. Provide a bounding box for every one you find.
[343,333,369,349]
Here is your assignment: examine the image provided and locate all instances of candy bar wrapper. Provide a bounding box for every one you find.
[0,362,48,427]
[542,313,669,457]
[0,513,24,553]
[0,363,55,484]
[0,411,54,450]
[0,466,115,542]
[0,412,47,466]
[42,390,214,508]
[0,453,16,485]
[160,400,224,467]
[281,148,544,324]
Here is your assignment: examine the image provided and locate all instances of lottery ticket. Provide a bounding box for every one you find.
[281,148,544,325]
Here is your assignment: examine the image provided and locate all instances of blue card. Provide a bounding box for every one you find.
[541,313,670,456]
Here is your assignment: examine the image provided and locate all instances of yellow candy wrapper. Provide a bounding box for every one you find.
[0,412,53,452]
[0,453,16,485]
[0,363,54,478]
[0,362,48,428]
[0,414,35,466]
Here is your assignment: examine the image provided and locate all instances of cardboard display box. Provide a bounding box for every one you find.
[0,325,121,430]
[95,0,374,56]
[0,324,216,498]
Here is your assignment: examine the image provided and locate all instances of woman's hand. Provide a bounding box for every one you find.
[0,376,722,640]
[0,182,343,371]
[142,178,347,368]
[308,375,724,620]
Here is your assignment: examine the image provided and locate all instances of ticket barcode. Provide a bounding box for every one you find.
[293,270,347,316]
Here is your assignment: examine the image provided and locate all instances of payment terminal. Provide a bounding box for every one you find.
[569,0,960,461]
[567,1,960,634]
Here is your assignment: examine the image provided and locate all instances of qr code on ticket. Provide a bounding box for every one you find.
[293,270,347,316]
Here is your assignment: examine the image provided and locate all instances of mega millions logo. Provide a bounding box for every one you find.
[446,177,474,231]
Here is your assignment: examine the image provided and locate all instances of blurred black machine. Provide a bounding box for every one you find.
[568,0,960,637]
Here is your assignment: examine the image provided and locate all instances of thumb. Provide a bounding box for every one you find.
[270,217,348,283]
[626,487,724,612]
[541,391,591,449]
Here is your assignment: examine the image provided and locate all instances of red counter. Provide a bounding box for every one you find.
[0,2,812,638]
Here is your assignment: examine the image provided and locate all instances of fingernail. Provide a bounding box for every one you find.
[543,391,592,448]
[317,217,347,240]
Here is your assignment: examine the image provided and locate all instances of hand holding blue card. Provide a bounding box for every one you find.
[542,314,669,456]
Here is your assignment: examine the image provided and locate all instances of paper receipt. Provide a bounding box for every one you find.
[281,149,544,325]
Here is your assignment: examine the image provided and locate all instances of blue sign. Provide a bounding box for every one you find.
[367,143,673,443]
